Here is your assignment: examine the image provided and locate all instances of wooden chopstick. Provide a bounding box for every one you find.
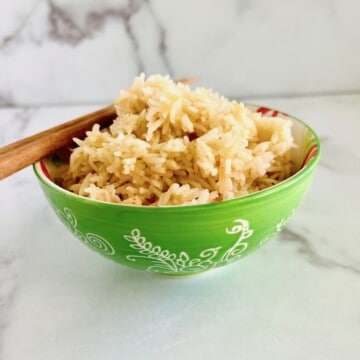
[0,77,198,180]
[0,105,116,180]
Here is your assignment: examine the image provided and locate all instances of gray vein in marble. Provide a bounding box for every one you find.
[0,0,42,51]
[280,228,360,276]
[146,0,173,76]
[47,0,87,45]
[47,0,145,71]
[0,0,147,72]
[0,92,14,107]
[46,0,173,75]
[0,0,173,77]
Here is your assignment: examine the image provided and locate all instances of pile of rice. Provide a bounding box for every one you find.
[54,75,294,206]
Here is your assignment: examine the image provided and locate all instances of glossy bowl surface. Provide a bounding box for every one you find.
[34,105,321,276]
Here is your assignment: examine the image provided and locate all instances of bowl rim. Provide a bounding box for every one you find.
[33,104,321,211]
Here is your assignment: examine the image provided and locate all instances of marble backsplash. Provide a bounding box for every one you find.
[1,0,359,106]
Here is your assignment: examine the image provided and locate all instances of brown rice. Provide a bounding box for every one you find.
[54,75,294,206]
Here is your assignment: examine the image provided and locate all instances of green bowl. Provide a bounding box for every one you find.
[34,105,321,276]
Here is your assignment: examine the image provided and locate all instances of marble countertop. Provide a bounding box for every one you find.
[0,94,359,359]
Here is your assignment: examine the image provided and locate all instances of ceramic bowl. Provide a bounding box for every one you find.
[33,105,320,276]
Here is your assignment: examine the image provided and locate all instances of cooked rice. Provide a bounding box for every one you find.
[54,74,294,206]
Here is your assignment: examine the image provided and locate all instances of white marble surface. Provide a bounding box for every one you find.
[1,0,360,106]
[0,94,359,359]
